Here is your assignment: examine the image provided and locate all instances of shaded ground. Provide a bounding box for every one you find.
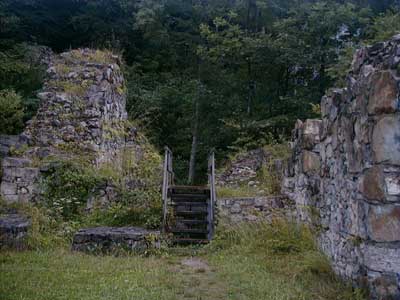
[174,257,227,300]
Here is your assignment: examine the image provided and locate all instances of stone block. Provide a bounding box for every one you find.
[302,151,320,175]
[302,119,322,149]
[13,168,40,181]
[359,166,385,201]
[0,182,17,195]
[368,272,400,300]
[72,227,159,253]
[367,205,400,242]
[372,115,400,165]
[368,71,399,115]
[0,214,30,250]
[385,174,400,196]
[2,157,32,168]
[364,244,400,273]
[230,203,241,214]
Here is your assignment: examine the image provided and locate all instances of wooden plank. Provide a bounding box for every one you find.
[171,229,209,234]
[175,211,208,216]
[171,202,208,207]
[172,238,209,244]
[170,193,209,199]
[175,219,208,224]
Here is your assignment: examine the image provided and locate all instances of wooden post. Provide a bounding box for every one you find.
[161,147,170,233]
[208,151,216,240]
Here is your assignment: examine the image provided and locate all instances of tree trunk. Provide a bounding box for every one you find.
[247,59,253,116]
[188,87,200,184]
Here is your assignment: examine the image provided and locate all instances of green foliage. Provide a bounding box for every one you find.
[53,80,90,96]
[0,0,397,185]
[68,49,115,64]
[327,45,357,87]
[0,43,45,121]
[367,9,400,43]
[39,134,162,228]
[41,160,106,220]
[0,89,24,134]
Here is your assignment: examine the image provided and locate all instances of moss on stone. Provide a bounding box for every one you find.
[69,49,115,64]
[54,63,73,75]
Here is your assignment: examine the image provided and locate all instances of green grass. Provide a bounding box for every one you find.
[0,250,181,300]
[217,185,261,198]
[0,221,366,300]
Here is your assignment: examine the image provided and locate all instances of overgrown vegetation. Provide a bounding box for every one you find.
[0,43,45,126]
[0,89,24,134]
[217,143,291,197]
[0,220,367,299]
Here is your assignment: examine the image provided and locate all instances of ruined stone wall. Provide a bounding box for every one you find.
[283,35,400,299]
[1,49,140,203]
[218,196,294,224]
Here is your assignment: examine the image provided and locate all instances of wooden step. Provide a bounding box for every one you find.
[171,202,207,207]
[171,229,209,234]
[172,238,209,245]
[175,210,208,216]
[175,219,208,225]
[170,193,209,201]
[169,186,210,195]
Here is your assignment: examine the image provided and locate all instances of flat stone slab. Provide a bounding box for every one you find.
[72,227,160,254]
[0,213,30,249]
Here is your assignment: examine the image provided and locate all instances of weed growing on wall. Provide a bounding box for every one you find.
[38,131,162,229]
[41,159,106,220]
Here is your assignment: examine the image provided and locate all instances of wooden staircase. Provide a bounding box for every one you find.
[169,186,211,244]
[161,148,216,244]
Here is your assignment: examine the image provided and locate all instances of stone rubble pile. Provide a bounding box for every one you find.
[216,148,267,187]
[283,35,400,299]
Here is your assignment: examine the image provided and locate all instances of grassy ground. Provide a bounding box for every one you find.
[0,221,366,300]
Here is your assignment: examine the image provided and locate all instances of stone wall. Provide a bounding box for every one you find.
[283,35,400,299]
[0,49,141,204]
[218,196,294,224]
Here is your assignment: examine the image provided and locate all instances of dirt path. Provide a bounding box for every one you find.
[171,257,228,300]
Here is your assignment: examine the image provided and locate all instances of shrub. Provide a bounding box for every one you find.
[41,160,106,220]
[0,89,24,134]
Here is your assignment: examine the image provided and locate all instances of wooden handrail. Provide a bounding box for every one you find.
[162,146,173,233]
[207,150,216,240]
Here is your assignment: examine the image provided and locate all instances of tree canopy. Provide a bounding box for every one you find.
[0,0,399,182]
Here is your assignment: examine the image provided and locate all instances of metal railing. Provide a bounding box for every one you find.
[162,146,173,233]
[207,150,216,240]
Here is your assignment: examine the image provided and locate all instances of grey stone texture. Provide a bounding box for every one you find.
[216,148,267,187]
[1,49,142,204]
[0,213,30,249]
[216,148,285,195]
[72,227,159,253]
[282,35,400,299]
[218,196,295,223]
